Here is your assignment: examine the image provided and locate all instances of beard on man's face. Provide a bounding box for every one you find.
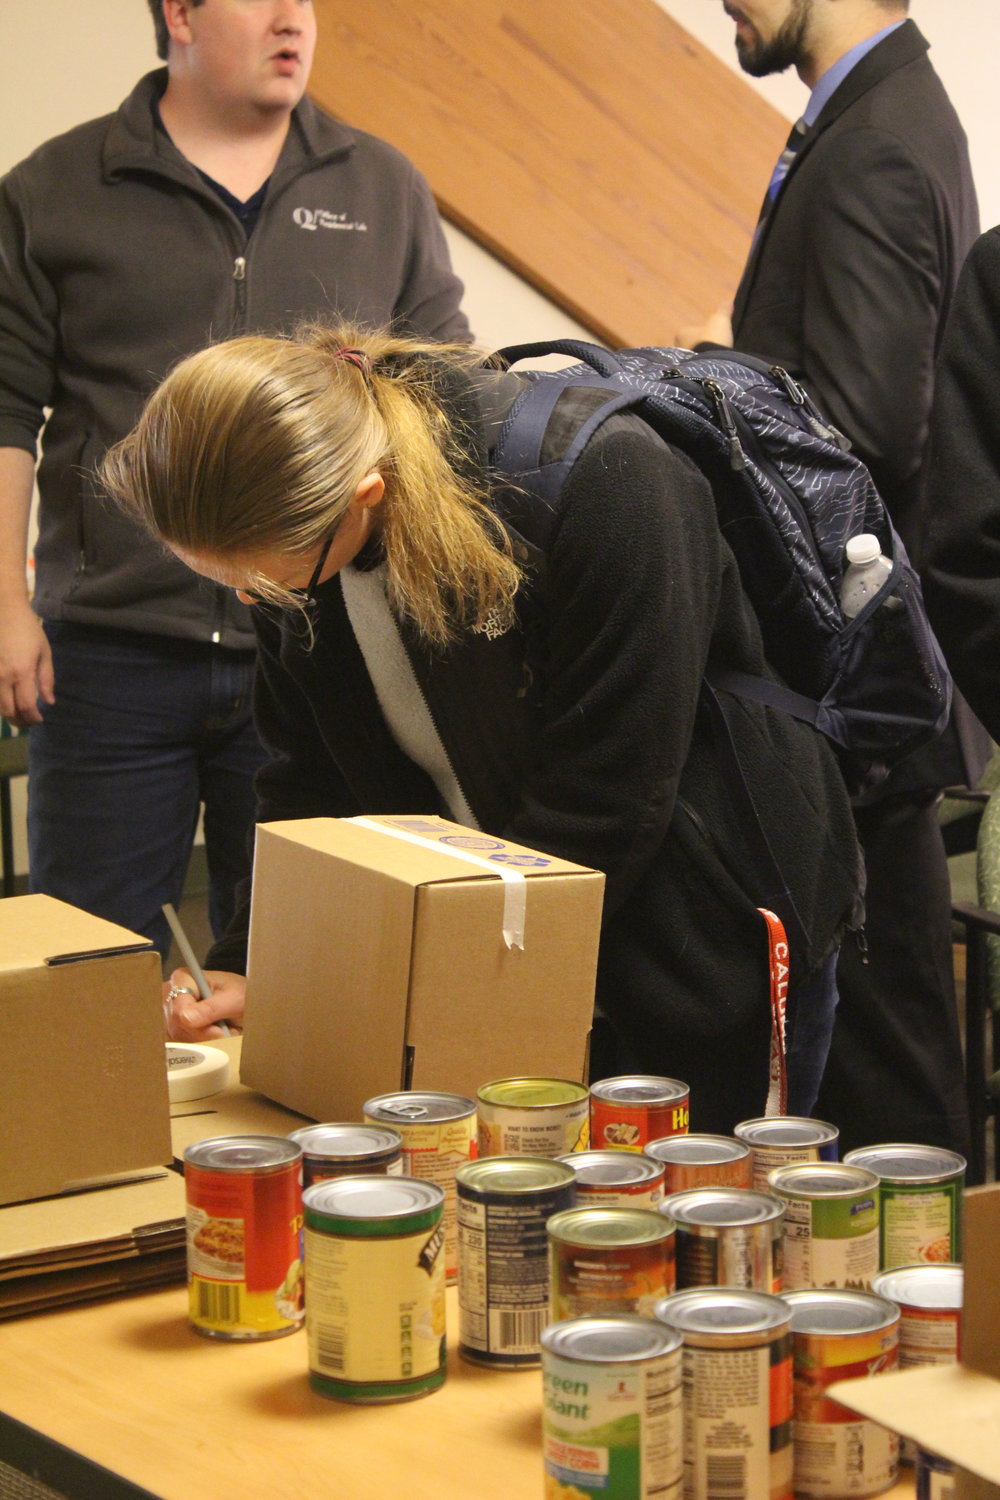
[725,0,812,77]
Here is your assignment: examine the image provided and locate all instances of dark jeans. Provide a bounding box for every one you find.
[28,622,266,962]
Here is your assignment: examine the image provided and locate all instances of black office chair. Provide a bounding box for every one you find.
[0,728,28,898]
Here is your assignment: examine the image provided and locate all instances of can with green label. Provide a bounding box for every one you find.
[303,1175,445,1403]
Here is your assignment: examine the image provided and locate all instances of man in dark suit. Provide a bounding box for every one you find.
[683,0,981,1155]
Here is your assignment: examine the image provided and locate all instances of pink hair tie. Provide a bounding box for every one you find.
[333,346,373,380]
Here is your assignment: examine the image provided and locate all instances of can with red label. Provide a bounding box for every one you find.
[644,1134,752,1194]
[288,1123,403,1187]
[363,1090,476,1284]
[872,1263,963,1466]
[558,1149,665,1207]
[784,1287,900,1498]
[590,1075,690,1152]
[655,1286,793,1500]
[548,1206,676,1320]
[184,1134,303,1341]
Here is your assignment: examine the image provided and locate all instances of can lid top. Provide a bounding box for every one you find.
[768,1162,879,1197]
[590,1074,689,1105]
[542,1315,682,1363]
[362,1090,476,1122]
[843,1144,967,1181]
[734,1116,838,1146]
[184,1134,301,1171]
[559,1151,662,1184]
[547,1206,673,1246]
[456,1157,576,1193]
[645,1134,748,1166]
[303,1174,444,1219]
[664,1186,784,1225]
[288,1123,402,1156]
[654,1288,790,1336]
[872,1264,964,1309]
[783,1288,900,1334]
[478,1078,588,1108]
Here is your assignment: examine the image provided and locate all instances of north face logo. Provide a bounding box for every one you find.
[293,207,368,232]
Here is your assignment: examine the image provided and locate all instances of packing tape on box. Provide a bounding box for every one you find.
[348,816,527,950]
[166,1043,230,1102]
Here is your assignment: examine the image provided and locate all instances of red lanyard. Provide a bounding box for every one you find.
[758,907,789,1116]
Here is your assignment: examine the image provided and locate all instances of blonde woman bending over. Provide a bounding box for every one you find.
[102,324,861,1132]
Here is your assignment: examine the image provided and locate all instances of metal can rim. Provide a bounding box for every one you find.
[362,1090,476,1123]
[184,1134,302,1173]
[541,1314,683,1362]
[547,1206,675,1247]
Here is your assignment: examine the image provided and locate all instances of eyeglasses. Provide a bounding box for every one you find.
[303,529,336,603]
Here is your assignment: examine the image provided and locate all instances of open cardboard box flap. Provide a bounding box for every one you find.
[830,1184,1000,1487]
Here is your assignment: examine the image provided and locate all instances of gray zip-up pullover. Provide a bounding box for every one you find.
[0,70,469,647]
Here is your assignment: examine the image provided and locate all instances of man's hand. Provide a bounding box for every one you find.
[163,967,247,1041]
[676,305,734,351]
[0,599,53,726]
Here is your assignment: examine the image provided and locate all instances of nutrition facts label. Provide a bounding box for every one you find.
[683,1343,792,1500]
[457,1195,551,1356]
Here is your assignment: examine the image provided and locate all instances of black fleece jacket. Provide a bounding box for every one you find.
[207,375,860,1130]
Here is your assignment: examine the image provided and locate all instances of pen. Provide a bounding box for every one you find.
[162,902,231,1037]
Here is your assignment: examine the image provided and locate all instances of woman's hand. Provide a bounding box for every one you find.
[163,968,247,1041]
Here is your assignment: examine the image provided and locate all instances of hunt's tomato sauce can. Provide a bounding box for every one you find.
[590,1075,690,1151]
[184,1134,303,1342]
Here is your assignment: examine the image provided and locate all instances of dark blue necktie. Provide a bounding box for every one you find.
[754,117,808,238]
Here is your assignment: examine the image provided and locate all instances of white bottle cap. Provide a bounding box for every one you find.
[845,533,881,565]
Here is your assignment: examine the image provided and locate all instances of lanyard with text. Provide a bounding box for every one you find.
[758,907,789,1116]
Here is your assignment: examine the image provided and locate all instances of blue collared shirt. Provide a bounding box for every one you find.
[803,20,907,126]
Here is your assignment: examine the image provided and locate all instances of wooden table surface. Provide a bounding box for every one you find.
[0,1282,916,1500]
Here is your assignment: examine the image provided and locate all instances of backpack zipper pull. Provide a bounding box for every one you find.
[702,379,748,471]
[769,364,852,452]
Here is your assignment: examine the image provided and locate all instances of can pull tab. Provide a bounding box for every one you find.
[385,1104,431,1121]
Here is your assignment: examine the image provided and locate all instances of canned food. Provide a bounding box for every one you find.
[548,1207,676,1320]
[871,1263,962,1367]
[768,1162,880,1291]
[665,1186,785,1293]
[542,1316,684,1500]
[184,1134,303,1342]
[784,1288,900,1498]
[844,1145,966,1268]
[590,1075,690,1151]
[455,1156,576,1367]
[872,1263,963,1467]
[477,1077,589,1157]
[645,1133,753,1193]
[654,1287,793,1500]
[288,1123,403,1187]
[558,1149,665,1207]
[735,1116,839,1191]
[303,1175,445,1403]
[916,1447,955,1499]
[363,1090,476,1284]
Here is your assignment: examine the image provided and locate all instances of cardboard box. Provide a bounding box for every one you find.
[830,1184,1000,1498]
[0,895,172,1206]
[240,815,606,1120]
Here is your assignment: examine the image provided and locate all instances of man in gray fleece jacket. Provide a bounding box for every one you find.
[0,0,469,957]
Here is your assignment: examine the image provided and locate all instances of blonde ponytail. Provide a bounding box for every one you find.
[101,324,522,645]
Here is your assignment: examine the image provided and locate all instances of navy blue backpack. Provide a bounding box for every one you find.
[491,340,952,797]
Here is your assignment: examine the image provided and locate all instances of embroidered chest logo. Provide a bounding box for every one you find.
[293,207,368,232]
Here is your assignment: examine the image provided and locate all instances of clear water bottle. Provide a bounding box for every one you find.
[839,534,894,619]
